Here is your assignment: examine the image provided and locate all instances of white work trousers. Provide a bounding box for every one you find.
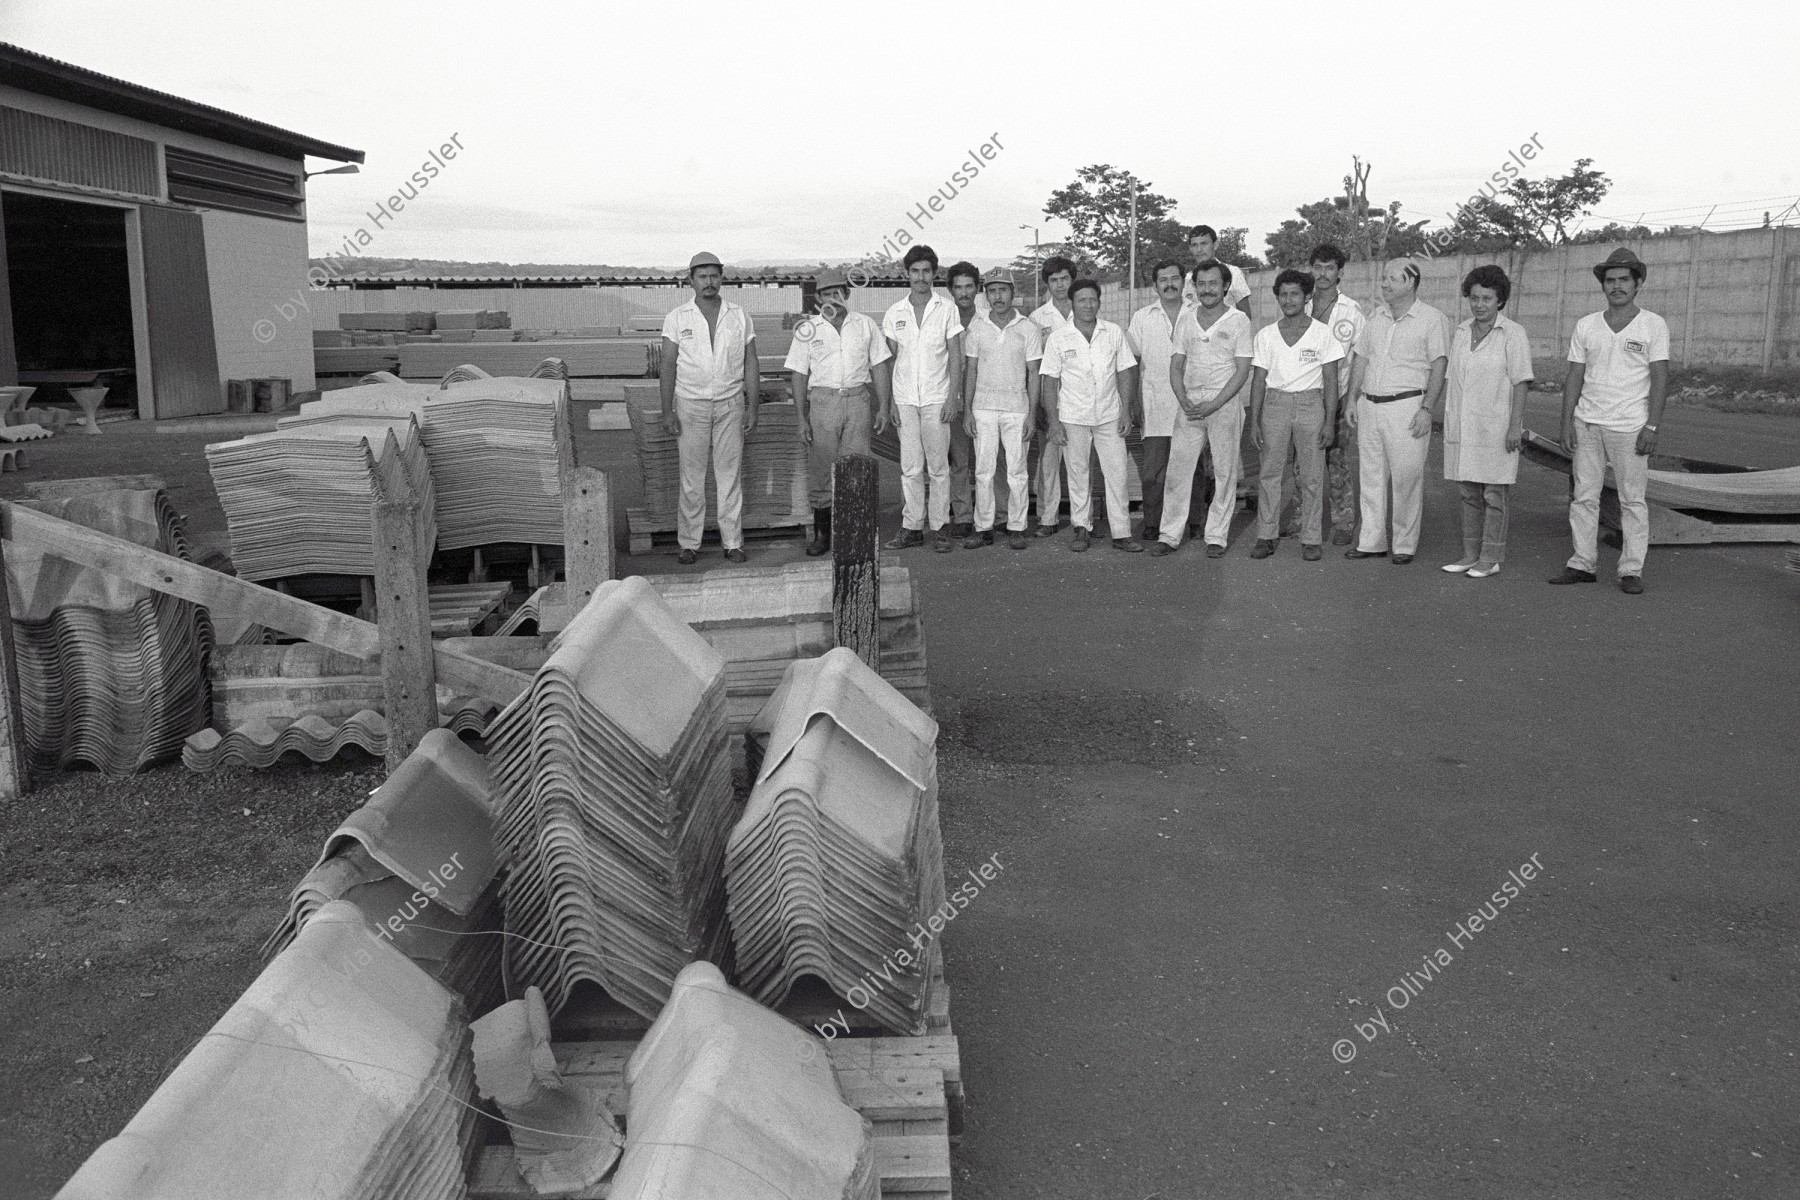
[1355,396,1429,555]
[972,410,1030,532]
[1064,422,1132,540]
[1160,396,1243,548]
[676,394,744,551]
[897,403,952,531]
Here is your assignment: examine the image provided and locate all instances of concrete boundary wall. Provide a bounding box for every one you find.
[306,285,802,331]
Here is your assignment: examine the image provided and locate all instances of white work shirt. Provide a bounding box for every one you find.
[783,309,891,389]
[882,292,962,407]
[1173,307,1256,399]
[1028,300,1073,336]
[1568,309,1670,431]
[1127,299,1195,437]
[1356,298,1449,395]
[1253,318,1345,392]
[1313,290,1366,359]
[964,310,1044,414]
[1182,263,1253,309]
[662,299,755,402]
[1040,319,1138,426]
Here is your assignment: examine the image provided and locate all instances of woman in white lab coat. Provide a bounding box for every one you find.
[1442,265,1533,578]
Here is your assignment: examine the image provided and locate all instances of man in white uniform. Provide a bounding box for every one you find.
[1309,243,1365,544]
[1181,224,1252,316]
[944,261,983,537]
[660,251,759,565]
[1248,269,1343,560]
[1346,260,1448,565]
[960,268,1043,550]
[1028,255,1077,536]
[786,266,893,556]
[1156,260,1254,557]
[1040,278,1143,553]
[1127,259,1200,543]
[1549,247,1670,594]
[881,244,965,553]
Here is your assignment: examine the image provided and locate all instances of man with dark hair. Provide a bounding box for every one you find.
[661,251,759,566]
[1040,279,1142,553]
[1550,247,1669,594]
[786,266,894,556]
[1158,260,1254,557]
[1127,258,1202,543]
[1183,225,1252,316]
[961,268,1043,550]
[882,244,965,552]
[944,260,984,538]
[1309,242,1366,544]
[1027,254,1078,537]
[1346,259,1449,565]
[1247,269,1342,560]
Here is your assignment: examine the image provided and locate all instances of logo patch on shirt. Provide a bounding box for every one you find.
[679,328,694,340]
[1623,339,1647,353]
[1333,318,1357,344]
[893,319,908,330]
[1299,348,1320,364]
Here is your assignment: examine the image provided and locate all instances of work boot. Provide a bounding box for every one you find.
[1248,538,1276,559]
[1008,531,1028,550]
[1112,537,1144,553]
[962,529,994,549]
[885,528,925,550]
[934,527,954,553]
[1547,567,1596,585]
[1148,541,1175,557]
[1071,527,1091,552]
[805,507,832,557]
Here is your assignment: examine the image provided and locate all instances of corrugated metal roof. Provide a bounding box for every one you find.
[0,41,362,163]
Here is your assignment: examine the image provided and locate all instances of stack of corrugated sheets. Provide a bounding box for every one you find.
[399,340,653,380]
[435,309,510,330]
[489,576,736,1020]
[264,729,504,1015]
[727,648,945,1035]
[340,311,434,333]
[424,376,567,548]
[53,900,478,1200]
[5,488,212,776]
[625,394,810,535]
[205,416,435,580]
[607,960,879,1200]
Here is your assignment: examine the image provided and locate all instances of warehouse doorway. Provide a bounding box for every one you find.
[0,189,138,407]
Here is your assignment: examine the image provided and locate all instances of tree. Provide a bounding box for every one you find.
[1505,158,1611,245]
[1044,164,1178,278]
[1007,240,1095,282]
[1132,217,1191,283]
[1569,222,1653,245]
[1264,196,1427,267]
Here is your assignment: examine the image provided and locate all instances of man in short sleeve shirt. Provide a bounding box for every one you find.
[660,251,759,565]
[1181,224,1253,315]
[960,269,1043,549]
[1027,255,1078,536]
[1549,248,1670,594]
[1039,278,1142,552]
[1347,260,1448,564]
[881,244,965,553]
[1127,259,1200,542]
[785,266,893,556]
[1310,243,1367,543]
[1157,260,1254,555]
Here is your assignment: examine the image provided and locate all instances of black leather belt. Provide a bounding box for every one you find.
[1364,390,1423,403]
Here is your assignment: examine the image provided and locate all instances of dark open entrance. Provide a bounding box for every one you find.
[1,190,137,407]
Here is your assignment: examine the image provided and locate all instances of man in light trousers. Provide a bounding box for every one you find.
[1155,260,1254,556]
[660,251,759,565]
[1549,247,1669,595]
[1040,278,1143,553]
[1346,260,1448,566]
[960,268,1042,550]
[882,244,965,553]
[786,266,893,556]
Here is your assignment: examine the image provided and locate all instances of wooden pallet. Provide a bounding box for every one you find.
[626,506,813,555]
[426,582,514,636]
[468,1030,957,1199]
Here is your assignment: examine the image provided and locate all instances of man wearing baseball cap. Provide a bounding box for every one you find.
[660,252,759,565]
[960,267,1043,549]
[1549,247,1669,594]
[786,267,893,556]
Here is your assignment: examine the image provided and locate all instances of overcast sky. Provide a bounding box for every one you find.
[7,0,1798,268]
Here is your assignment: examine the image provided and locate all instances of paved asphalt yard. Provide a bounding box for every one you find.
[0,400,1794,1198]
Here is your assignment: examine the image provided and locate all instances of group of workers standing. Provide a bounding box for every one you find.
[659,231,1670,593]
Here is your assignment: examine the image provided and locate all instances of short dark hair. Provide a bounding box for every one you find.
[1397,261,1421,288]
[1461,264,1512,307]
[1273,268,1315,297]
[946,260,982,289]
[1041,255,1077,283]
[1190,259,1233,289]
[1189,225,1218,242]
[901,244,939,273]
[1309,243,1348,269]
[1150,258,1185,283]
[1069,278,1102,301]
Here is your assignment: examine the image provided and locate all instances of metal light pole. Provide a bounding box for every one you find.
[1020,224,1040,308]
[1127,181,1139,318]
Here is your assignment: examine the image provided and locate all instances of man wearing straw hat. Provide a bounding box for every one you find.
[661,252,760,565]
[1548,247,1669,595]
[786,267,893,556]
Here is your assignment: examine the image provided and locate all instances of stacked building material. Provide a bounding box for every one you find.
[398,340,653,380]
[435,309,510,330]
[205,416,435,580]
[624,393,809,540]
[727,649,945,1035]
[181,699,495,772]
[53,900,479,1200]
[264,729,504,1014]
[339,310,435,333]
[424,375,568,548]
[488,575,736,1020]
[5,488,212,775]
[609,960,879,1200]
[314,345,402,376]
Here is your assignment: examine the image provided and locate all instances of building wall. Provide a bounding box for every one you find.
[304,284,804,330]
[203,209,315,389]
